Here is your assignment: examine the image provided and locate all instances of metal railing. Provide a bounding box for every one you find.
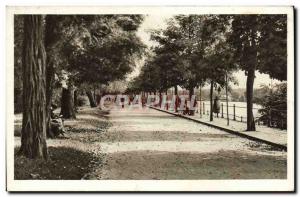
[199,102,260,123]
[197,102,286,129]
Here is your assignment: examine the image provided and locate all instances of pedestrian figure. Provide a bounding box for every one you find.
[129,95,133,105]
[121,97,125,109]
[213,96,220,117]
[184,100,189,115]
[142,95,146,107]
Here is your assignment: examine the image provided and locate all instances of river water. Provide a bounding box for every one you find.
[197,101,262,120]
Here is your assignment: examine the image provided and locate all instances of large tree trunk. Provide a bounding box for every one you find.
[246,66,256,131]
[74,89,78,112]
[159,91,162,107]
[210,80,214,121]
[245,31,257,131]
[60,87,76,119]
[19,15,48,159]
[93,86,96,101]
[86,90,97,108]
[174,85,178,112]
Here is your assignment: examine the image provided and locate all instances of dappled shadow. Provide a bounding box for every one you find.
[65,118,112,133]
[63,108,112,135]
[14,146,102,180]
[97,130,235,143]
[95,150,287,180]
[77,108,110,119]
[110,115,177,119]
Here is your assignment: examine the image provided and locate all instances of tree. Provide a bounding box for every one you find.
[174,15,230,119]
[86,86,97,107]
[63,15,145,109]
[44,15,70,136]
[138,15,232,117]
[229,15,287,131]
[173,15,203,115]
[19,15,48,159]
[44,15,92,134]
[128,56,162,94]
[149,20,186,94]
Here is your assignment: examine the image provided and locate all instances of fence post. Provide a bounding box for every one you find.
[221,103,224,118]
[203,102,205,115]
[233,104,236,121]
[241,116,243,122]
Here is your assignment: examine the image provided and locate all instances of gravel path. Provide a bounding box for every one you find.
[86,107,287,179]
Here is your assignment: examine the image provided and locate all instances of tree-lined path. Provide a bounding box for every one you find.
[13,14,288,181]
[84,107,286,180]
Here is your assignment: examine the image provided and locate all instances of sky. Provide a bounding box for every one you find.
[134,15,279,90]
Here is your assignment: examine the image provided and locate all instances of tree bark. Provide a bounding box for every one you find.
[174,85,178,112]
[174,85,178,95]
[86,90,97,108]
[210,80,214,121]
[19,15,48,159]
[74,89,78,112]
[93,86,96,101]
[245,30,257,131]
[246,66,256,131]
[60,87,76,119]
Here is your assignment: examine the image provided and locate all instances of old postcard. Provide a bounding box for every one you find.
[6,6,294,192]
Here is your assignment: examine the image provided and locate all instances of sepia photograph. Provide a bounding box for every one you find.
[6,6,294,192]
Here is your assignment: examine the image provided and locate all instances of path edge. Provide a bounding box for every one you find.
[149,106,287,152]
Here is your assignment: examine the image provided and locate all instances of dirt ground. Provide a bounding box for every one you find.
[14,106,287,180]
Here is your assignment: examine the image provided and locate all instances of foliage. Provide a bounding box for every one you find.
[228,14,287,130]
[257,83,287,129]
[149,19,186,90]
[132,15,238,94]
[126,52,164,93]
[14,15,146,113]
[229,15,287,81]
[62,15,146,86]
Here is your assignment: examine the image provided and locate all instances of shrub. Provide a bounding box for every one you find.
[257,83,287,129]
